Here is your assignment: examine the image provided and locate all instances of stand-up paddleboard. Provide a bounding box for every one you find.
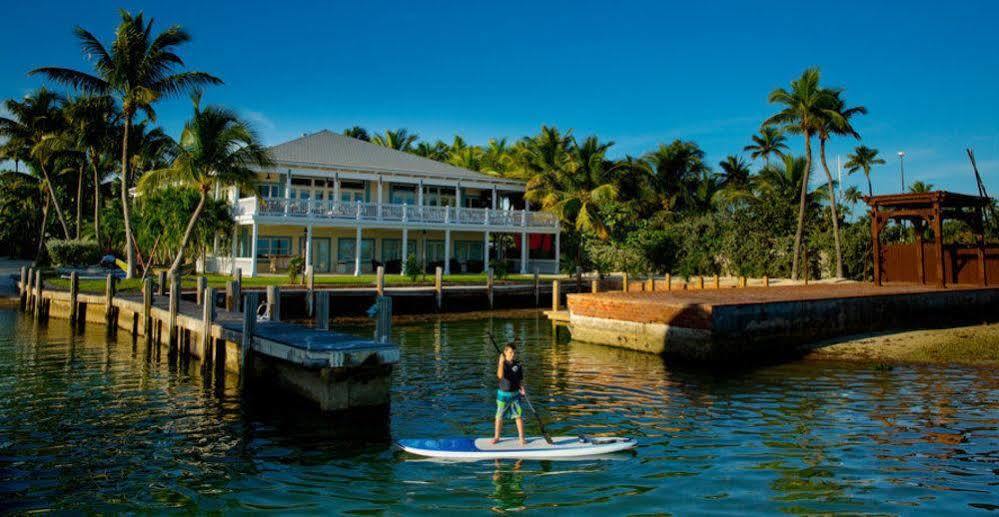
[397,435,636,460]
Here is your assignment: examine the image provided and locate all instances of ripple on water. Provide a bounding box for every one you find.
[0,310,997,513]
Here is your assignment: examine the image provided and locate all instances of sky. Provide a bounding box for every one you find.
[2,0,998,196]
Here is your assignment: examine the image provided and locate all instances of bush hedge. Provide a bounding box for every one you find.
[47,239,101,267]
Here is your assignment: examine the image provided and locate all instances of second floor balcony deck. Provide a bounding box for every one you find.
[234,197,560,232]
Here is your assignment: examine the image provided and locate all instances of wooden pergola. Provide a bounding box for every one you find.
[866,191,989,287]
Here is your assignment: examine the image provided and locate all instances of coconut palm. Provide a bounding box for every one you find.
[448,146,484,171]
[31,9,222,277]
[844,145,885,197]
[641,139,710,213]
[137,93,272,276]
[763,67,840,279]
[743,127,788,167]
[342,126,370,141]
[718,155,751,189]
[0,88,72,239]
[909,181,934,193]
[371,129,418,151]
[413,140,449,161]
[842,186,864,206]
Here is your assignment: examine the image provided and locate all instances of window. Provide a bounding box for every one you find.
[425,240,445,262]
[338,238,374,262]
[454,240,484,261]
[423,186,455,207]
[256,237,291,257]
[382,239,418,261]
[257,182,284,198]
[340,180,366,204]
[390,185,416,205]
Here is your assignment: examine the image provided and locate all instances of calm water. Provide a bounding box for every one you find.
[1,310,997,514]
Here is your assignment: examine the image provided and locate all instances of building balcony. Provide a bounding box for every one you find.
[234,197,560,232]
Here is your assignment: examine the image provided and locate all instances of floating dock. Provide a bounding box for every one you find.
[564,283,999,360]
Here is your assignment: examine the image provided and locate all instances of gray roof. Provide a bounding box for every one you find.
[266,130,522,186]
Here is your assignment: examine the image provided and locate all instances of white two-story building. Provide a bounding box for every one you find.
[204,130,561,277]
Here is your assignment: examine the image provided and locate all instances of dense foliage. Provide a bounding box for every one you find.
[46,239,101,267]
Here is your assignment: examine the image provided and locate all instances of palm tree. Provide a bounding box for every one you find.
[448,146,484,171]
[342,126,370,141]
[844,145,885,197]
[842,186,864,206]
[371,128,418,151]
[138,94,272,276]
[0,88,72,239]
[743,127,788,167]
[31,9,222,277]
[763,68,839,279]
[718,155,751,189]
[909,181,934,193]
[641,139,710,213]
[413,140,449,161]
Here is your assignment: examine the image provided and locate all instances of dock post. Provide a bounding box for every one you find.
[666,273,672,291]
[25,268,34,313]
[306,265,315,317]
[240,292,259,388]
[575,266,582,293]
[698,276,705,289]
[19,266,27,310]
[233,268,242,311]
[266,285,281,321]
[591,278,599,293]
[533,269,540,307]
[739,276,747,288]
[201,287,216,369]
[649,273,656,292]
[142,277,153,337]
[315,291,329,331]
[376,266,385,297]
[434,266,443,311]
[714,275,720,289]
[33,272,43,318]
[105,273,116,326]
[552,279,560,311]
[622,272,629,292]
[68,272,79,325]
[373,296,392,343]
[157,270,166,297]
[225,281,235,312]
[763,275,770,287]
[168,273,180,352]
[487,269,494,309]
[196,276,207,305]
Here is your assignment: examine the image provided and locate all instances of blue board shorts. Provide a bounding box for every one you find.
[496,390,523,420]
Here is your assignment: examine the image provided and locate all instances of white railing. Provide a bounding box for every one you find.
[240,197,559,229]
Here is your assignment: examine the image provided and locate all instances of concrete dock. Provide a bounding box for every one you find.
[564,283,999,360]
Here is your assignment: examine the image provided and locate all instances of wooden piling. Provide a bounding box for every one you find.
[376,265,385,297]
[666,273,672,291]
[233,268,242,312]
[763,275,770,287]
[225,280,236,312]
[533,270,540,307]
[26,268,34,313]
[33,272,43,318]
[373,296,392,343]
[240,292,258,388]
[714,275,720,289]
[168,273,180,351]
[697,276,705,289]
[266,285,281,321]
[591,279,599,293]
[306,265,315,317]
[739,276,747,288]
[552,280,560,311]
[622,272,629,292]
[157,270,166,296]
[649,273,656,292]
[68,272,79,324]
[142,277,153,336]
[434,266,443,310]
[19,266,27,309]
[315,291,330,331]
[486,269,495,309]
[575,267,582,293]
[196,276,207,305]
[104,273,116,324]
[202,287,216,369]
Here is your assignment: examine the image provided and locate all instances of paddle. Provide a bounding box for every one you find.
[486,331,554,445]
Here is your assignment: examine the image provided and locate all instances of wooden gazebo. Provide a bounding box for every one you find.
[866,191,990,287]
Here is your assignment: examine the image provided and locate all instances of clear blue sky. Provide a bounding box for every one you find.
[2,0,998,196]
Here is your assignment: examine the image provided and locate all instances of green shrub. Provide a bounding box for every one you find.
[288,256,305,284]
[403,254,422,282]
[490,259,510,280]
[47,239,101,267]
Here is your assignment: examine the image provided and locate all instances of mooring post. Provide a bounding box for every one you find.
[168,272,180,352]
[33,271,43,318]
[306,265,315,317]
[196,276,207,305]
[434,266,443,311]
[266,285,281,321]
[157,270,166,297]
[225,281,235,312]
[649,272,656,292]
[552,279,560,311]
[68,271,79,325]
[373,295,392,344]
[739,276,747,288]
[763,275,770,287]
[376,265,385,297]
[575,266,582,293]
[714,275,720,289]
[233,268,243,312]
[591,278,599,293]
[487,269,494,309]
[19,266,27,310]
[315,291,330,331]
[240,292,259,388]
[666,273,672,291]
[142,277,153,337]
[202,287,216,369]
[25,268,34,313]
[533,269,540,307]
[104,273,116,325]
[698,275,705,289]
[622,272,629,292]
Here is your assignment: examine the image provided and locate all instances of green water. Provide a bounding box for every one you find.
[0,310,996,514]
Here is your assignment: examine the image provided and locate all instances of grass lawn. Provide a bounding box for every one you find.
[44,271,540,294]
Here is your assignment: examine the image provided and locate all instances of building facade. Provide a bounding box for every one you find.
[204,130,560,277]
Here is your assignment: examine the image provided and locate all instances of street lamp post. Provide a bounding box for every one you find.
[897,151,906,192]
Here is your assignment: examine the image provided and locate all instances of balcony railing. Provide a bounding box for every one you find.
[237,197,559,230]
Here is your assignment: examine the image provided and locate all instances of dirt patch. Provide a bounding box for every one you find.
[804,324,999,366]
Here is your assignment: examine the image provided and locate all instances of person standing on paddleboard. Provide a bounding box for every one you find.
[492,343,526,445]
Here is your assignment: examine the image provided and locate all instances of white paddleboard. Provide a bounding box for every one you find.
[397,435,636,460]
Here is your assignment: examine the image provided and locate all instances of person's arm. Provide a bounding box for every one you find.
[496,355,505,380]
[519,366,526,395]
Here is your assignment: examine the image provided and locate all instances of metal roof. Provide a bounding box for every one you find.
[265,130,523,187]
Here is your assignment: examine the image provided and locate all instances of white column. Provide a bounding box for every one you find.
[305,224,313,267]
[417,179,424,212]
[249,222,259,277]
[284,169,291,216]
[520,231,528,274]
[444,229,451,274]
[377,176,384,220]
[230,224,239,275]
[554,225,560,275]
[492,186,498,209]
[353,225,362,276]
[455,183,462,221]
[401,226,408,276]
[333,172,340,204]
[483,231,490,273]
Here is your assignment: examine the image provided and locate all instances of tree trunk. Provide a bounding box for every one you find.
[75,162,84,239]
[38,162,71,239]
[790,132,812,280]
[91,151,101,246]
[120,116,136,278]
[819,139,844,278]
[35,196,50,262]
[865,171,873,198]
[168,190,208,277]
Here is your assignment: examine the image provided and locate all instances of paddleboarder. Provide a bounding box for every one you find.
[492,343,526,445]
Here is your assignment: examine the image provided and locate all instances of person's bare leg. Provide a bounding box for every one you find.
[492,415,502,444]
[516,417,525,445]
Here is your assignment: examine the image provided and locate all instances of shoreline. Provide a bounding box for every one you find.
[802,323,999,366]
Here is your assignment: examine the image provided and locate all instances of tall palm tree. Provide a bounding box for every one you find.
[138,94,272,276]
[641,139,710,213]
[842,185,864,206]
[31,9,222,277]
[763,67,839,279]
[844,145,885,197]
[342,126,370,141]
[371,128,418,151]
[0,89,72,239]
[908,181,934,193]
[413,140,449,161]
[743,127,788,167]
[718,155,751,189]
[815,91,866,277]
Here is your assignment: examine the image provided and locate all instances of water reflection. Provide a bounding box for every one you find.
[0,310,997,513]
